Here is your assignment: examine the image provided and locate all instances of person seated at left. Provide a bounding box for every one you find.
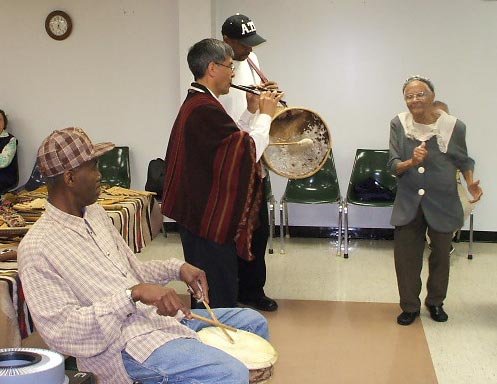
[0,109,19,193]
[18,127,269,384]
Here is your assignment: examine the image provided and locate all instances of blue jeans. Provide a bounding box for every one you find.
[122,308,268,384]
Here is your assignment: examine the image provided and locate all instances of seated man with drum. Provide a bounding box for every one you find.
[162,38,283,310]
[18,127,270,384]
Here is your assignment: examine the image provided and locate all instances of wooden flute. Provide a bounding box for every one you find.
[230,84,288,107]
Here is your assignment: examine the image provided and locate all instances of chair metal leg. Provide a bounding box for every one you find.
[279,199,285,254]
[284,200,290,238]
[468,211,474,260]
[268,199,275,254]
[336,200,343,256]
[455,229,461,243]
[343,201,349,258]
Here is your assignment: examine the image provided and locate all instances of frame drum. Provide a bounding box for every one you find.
[197,327,277,383]
[263,107,331,179]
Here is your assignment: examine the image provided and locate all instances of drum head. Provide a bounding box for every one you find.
[197,327,277,370]
[263,107,331,179]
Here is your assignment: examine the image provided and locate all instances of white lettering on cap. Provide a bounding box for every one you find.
[241,21,256,35]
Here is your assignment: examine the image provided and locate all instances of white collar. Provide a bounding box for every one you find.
[398,110,457,153]
[190,84,219,101]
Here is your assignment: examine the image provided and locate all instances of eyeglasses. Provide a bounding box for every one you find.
[404,91,428,101]
[215,62,235,71]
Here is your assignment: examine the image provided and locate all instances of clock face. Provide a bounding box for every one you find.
[49,15,69,36]
[45,11,72,40]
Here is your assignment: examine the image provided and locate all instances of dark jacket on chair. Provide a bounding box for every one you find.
[0,133,18,193]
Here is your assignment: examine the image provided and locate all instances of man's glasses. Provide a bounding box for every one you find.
[215,62,235,71]
[404,91,427,101]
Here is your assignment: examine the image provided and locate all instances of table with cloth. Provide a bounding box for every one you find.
[2,185,156,253]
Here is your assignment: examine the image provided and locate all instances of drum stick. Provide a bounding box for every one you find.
[268,138,313,146]
[189,313,238,333]
[202,300,235,344]
[196,281,235,343]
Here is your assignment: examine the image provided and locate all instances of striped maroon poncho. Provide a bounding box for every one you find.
[162,85,263,261]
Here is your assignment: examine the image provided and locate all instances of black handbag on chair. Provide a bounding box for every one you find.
[145,158,165,199]
[353,177,396,202]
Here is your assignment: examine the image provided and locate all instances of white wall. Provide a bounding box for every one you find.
[214,0,497,230]
[1,0,496,231]
[178,1,214,103]
[0,0,180,193]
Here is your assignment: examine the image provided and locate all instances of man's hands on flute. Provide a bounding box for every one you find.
[260,81,279,91]
[246,85,284,118]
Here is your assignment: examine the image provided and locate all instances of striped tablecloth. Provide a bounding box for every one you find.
[0,259,34,346]
[105,195,153,253]
[5,190,155,254]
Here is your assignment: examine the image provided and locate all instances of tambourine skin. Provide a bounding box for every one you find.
[263,107,332,179]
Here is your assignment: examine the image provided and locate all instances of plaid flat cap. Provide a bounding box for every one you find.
[37,127,115,178]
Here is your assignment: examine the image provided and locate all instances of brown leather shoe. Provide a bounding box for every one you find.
[397,311,420,326]
[427,305,448,322]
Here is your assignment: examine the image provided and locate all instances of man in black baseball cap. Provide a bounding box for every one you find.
[220,14,279,313]
[222,13,266,49]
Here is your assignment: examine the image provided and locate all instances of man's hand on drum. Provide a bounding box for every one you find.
[130,283,192,318]
[259,90,285,118]
[180,262,209,304]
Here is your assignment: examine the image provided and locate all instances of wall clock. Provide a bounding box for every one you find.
[45,10,72,41]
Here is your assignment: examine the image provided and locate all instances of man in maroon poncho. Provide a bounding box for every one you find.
[162,38,282,308]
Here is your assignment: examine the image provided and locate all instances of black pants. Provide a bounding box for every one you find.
[179,226,238,309]
[238,199,269,301]
[394,207,453,313]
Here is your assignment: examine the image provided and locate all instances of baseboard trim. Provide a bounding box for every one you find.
[163,223,497,243]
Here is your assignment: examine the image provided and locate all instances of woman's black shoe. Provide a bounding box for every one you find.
[427,305,448,322]
[397,311,420,326]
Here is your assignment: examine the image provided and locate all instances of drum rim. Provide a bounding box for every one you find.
[263,106,332,180]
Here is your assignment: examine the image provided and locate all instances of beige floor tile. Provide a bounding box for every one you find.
[265,300,436,384]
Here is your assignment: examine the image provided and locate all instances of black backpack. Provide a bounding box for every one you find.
[145,158,165,199]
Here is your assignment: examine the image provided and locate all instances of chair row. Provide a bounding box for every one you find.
[10,146,131,193]
[265,149,474,259]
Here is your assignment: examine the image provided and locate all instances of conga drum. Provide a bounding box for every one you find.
[197,327,277,383]
[263,107,332,179]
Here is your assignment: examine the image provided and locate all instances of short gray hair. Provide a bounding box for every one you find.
[402,75,435,93]
[187,38,234,80]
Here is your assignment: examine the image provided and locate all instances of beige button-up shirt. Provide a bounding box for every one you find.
[18,202,197,383]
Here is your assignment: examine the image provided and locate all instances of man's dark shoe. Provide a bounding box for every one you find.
[427,305,448,322]
[239,296,278,312]
[397,311,420,326]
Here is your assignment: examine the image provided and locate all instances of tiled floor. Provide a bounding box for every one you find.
[138,233,497,384]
